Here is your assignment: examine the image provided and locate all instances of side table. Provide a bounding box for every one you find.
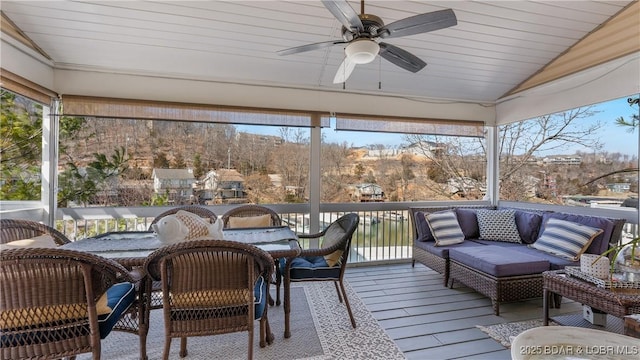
[543,270,640,337]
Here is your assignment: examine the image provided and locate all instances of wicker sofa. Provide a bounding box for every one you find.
[410,205,626,315]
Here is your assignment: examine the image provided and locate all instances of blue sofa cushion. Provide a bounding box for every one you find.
[455,208,481,239]
[513,210,544,244]
[449,246,549,277]
[416,240,486,258]
[510,246,576,270]
[414,211,434,242]
[98,282,136,339]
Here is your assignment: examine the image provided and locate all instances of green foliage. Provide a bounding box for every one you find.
[0,90,43,200]
[193,154,204,178]
[57,147,129,207]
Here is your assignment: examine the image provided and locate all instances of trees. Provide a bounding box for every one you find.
[405,106,604,202]
[0,91,43,200]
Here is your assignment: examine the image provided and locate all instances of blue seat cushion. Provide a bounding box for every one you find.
[254,276,268,319]
[449,246,549,277]
[415,239,485,258]
[288,256,340,280]
[98,282,136,339]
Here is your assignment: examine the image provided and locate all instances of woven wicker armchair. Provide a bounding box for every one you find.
[221,205,282,229]
[222,205,284,305]
[282,213,360,333]
[148,205,218,229]
[143,239,274,360]
[147,206,218,309]
[0,219,71,246]
[0,248,147,360]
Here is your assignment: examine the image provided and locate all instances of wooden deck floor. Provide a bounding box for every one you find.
[346,262,585,360]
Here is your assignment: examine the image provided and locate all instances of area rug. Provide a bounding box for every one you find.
[81,281,405,359]
[476,320,558,348]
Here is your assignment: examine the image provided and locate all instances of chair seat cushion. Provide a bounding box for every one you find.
[254,276,268,319]
[98,282,136,339]
[288,256,340,279]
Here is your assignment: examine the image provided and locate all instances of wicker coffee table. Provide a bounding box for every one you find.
[543,270,640,328]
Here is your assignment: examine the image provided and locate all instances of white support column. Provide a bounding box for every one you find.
[309,114,322,236]
[485,126,499,206]
[41,98,60,226]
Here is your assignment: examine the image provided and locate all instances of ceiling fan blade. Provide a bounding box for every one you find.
[378,42,426,73]
[379,9,457,39]
[321,0,364,32]
[277,40,346,56]
[333,57,357,84]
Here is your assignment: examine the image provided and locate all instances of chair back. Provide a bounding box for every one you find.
[143,239,273,340]
[148,205,218,230]
[221,205,282,228]
[0,219,71,246]
[322,213,360,268]
[0,248,133,360]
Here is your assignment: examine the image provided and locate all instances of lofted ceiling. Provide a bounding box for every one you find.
[0,0,638,122]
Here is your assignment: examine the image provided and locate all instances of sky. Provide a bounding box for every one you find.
[237,94,640,158]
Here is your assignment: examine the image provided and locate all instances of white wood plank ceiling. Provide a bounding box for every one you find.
[0,1,635,104]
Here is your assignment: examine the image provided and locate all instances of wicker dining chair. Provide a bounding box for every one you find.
[143,239,274,360]
[222,205,284,305]
[148,205,218,229]
[147,205,219,309]
[0,247,146,360]
[0,219,71,246]
[282,213,360,330]
[221,204,282,229]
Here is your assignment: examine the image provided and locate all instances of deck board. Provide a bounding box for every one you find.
[347,262,589,359]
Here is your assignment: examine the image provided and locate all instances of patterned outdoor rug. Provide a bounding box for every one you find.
[476,320,558,348]
[82,281,405,359]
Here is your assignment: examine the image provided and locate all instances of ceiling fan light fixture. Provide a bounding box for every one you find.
[345,39,379,64]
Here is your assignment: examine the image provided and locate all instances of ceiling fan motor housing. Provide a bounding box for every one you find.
[341,13,385,41]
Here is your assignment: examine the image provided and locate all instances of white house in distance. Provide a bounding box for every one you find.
[200,169,247,204]
[151,168,196,205]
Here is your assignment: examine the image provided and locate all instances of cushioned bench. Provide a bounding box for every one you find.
[449,246,550,315]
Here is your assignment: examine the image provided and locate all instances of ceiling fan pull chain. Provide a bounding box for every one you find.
[379,56,382,90]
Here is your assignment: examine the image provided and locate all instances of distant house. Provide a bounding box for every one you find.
[446,177,487,196]
[201,169,247,204]
[542,156,582,165]
[351,183,385,202]
[607,183,631,193]
[152,168,196,205]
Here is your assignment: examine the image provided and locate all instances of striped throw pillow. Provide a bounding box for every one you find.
[531,218,603,261]
[426,210,465,246]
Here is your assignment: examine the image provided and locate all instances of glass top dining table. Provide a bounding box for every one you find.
[62,225,301,268]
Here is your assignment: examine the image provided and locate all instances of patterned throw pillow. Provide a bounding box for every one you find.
[425,210,465,246]
[531,218,603,261]
[476,209,522,243]
[175,210,213,239]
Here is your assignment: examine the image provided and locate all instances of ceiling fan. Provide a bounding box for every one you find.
[277,0,457,84]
